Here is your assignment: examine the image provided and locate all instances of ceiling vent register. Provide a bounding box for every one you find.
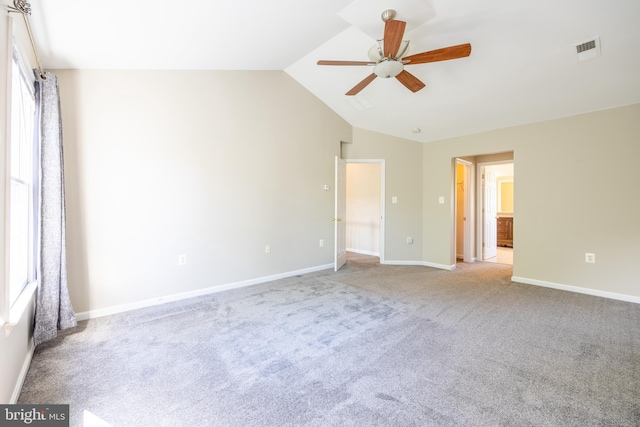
[575,37,601,62]
[576,40,596,53]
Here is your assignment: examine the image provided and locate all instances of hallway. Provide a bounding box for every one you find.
[483,247,513,265]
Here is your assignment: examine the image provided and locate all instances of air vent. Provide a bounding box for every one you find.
[345,94,373,111]
[574,37,601,62]
[576,40,596,53]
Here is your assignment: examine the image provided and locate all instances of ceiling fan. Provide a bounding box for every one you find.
[317,9,472,96]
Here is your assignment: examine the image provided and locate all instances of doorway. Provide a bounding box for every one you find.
[345,160,385,263]
[477,161,514,265]
[455,159,473,263]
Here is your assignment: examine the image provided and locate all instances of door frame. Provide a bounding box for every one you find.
[343,159,386,264]
[476,160,514,262]
[454,159,474,263]
[334,156,347,271]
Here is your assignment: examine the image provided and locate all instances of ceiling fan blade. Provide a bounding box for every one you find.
[396,70,426,93]
[383,19,406,58]
[317,60,376,66]
[346,73,377,96]
[403,43,472,65]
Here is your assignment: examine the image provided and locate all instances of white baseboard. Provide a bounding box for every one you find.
[383,260,455,271]
[382,260,423,267]
[511,276,640,304]
[78,266,638,321]
[76,263,334,321]
[423,261,456,271]
[346,248,380,257]
[11,339,35,404]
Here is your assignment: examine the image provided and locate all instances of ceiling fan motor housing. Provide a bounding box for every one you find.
[381,9,396,22]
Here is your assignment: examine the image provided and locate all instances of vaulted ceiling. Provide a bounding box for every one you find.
[26,0,640,142]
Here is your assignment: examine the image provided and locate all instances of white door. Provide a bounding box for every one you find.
[334,156,347,271]
[461,162,473,262]
[483,169,497,260]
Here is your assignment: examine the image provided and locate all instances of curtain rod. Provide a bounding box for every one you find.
[8,0,46,79]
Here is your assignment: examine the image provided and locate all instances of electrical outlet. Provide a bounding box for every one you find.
[407,237,413,244]
[178,254,187,265]
[265,245,270,254]
[585,253,595,263]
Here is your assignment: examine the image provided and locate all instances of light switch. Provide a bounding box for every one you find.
[392,197,398,204]
[439,196,445,204]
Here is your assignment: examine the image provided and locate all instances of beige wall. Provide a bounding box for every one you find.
[343,128,423,262]
[57,69,351,314]
[0,298,34,403]
[422,104,640,297]
[500,180,514,213]
[513,105,639,296]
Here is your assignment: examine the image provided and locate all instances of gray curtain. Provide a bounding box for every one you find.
[33,71,76,346]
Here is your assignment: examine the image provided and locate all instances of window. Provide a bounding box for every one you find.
[8,43,37,307]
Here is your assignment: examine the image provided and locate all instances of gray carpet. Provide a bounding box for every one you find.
[18,257,640,426]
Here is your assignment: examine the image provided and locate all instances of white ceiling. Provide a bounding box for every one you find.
[26,0,640,143]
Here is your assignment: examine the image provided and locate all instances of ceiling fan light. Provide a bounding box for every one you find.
[374,60,403,78]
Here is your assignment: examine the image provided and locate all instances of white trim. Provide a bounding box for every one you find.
[75,263,334,321]
[334,156,347,271]
[10,339,34,403]
[382,260,422,266]
[2,15,15,331]
[4,27,38,319]
[423,261,456,271]
[454,159,474,264]
[3,280,36,336]
[383,260,456,271]
[511,276,640,304]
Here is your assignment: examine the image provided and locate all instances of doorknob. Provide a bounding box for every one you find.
[332,218,343,222]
